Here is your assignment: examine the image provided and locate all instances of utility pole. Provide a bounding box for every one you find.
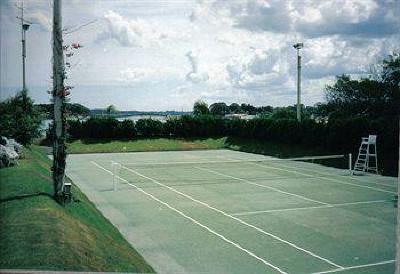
[396,118,400,274]
[52,0,67,203]
[293,42,303,122]
[16,1,32,110]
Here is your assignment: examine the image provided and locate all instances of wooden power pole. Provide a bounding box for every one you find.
[396,118,400,274]
[52,0,67,202]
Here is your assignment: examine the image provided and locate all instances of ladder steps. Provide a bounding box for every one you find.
[353,136,378,175]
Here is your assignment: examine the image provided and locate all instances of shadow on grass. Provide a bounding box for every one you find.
[0,192,53,204]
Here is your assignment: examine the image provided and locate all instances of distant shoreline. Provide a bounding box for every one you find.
[90,110,191,117]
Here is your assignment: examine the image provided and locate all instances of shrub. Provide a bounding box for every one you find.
[80,117,119,139]
[117,120,137,139]
[0,91,42,145]
[136,119,163,136]
[65,114,397,167]
[67,120,82,140]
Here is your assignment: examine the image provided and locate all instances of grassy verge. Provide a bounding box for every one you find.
[67,136,332,157]
[67,137,228,154]
[0,146,154,272]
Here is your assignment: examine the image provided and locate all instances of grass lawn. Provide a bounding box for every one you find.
[66,136,329,157]
[0,146,154,272]
[67,137,228,154]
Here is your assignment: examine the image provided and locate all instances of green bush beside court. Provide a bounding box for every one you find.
[65,115,398,176]
[68,116,398,150]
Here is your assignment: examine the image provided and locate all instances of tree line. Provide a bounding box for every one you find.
[193,101,275,116]
[36,103,90,119]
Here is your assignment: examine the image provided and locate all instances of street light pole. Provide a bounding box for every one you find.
[293,42,303,122]
[22,23,30,93]
[16,1,31,110]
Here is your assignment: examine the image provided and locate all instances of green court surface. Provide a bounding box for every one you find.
[66,150,397,274]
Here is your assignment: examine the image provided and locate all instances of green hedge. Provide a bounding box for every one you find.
[68,116,397,153]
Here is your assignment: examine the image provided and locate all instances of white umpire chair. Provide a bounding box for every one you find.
[352,135,378,175]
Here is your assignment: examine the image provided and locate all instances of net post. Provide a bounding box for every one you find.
[348,153,353,175]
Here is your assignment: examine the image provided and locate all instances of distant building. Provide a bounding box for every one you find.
[224,114,256,120]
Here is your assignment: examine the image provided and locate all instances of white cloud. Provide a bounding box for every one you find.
[100,10,191,48]
[196,0,399,38]
[120,67,156,82]
[227,49,290,89]
[27,10,51,32]
[101,10,166,47]
[303,36,399,79]
[120,66,184,83]
[2,0,398,110]
[185,50,209,83]
[291,0,378,26]
[291,0,398,37]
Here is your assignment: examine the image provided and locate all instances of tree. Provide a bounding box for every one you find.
[228,103,241,114]
[325,75,389,119]
[209,102,228,116]
[381,53,400,87]
[240,103,257,114]
[324,53,400,119]
[0,91,42,145]
[257,106,273,114]
[269,107,297,120]
[67,103,90,119]
[381,53,400,116]
[36,103,90,119]
[193,100,209,115]
[106,104,118,115]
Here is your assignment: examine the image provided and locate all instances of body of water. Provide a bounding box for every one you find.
[116,115,171,122]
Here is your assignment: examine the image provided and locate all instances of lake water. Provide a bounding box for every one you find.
[116,115,172,122]
[40,119,52,136]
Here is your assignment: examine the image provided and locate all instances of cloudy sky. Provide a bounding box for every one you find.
[0,0,399,111]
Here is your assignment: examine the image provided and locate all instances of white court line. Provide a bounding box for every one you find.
[270,162,397,188]
[197,167,329,205]
[251,162,396,195]
[310,259,395,273]
[120,163,343,269]
[90,161,287,274]
[231,200,388,216]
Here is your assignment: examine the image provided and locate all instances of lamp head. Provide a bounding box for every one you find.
[293,42,303,49]
[23,23,30,31]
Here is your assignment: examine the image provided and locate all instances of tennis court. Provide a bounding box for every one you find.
[66,149,397,274]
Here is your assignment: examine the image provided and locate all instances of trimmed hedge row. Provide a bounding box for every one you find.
[68,115,398,153]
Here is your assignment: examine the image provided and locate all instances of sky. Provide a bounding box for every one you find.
[0,0,399,111]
